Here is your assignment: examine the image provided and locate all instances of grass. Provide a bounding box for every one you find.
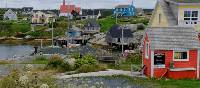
[97,16,116,32]
[97,16,149,32]
[31,59,48,64]
[0,60,13,65]
[107,75,200,88]
[30,56,48,64]
[0,39,51,46]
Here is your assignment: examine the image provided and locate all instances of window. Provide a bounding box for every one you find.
[173,51,189,61]
[184,11,198,24]
[154,53,165,68]
[117,38,120,42]
[192,11,198,17]
[159,14,161,23]
[36,14,38,18]
[184,11,191,17]
[145,42,149,58]
[122,8,124,11]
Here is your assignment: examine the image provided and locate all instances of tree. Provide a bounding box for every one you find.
[71,10,79,21]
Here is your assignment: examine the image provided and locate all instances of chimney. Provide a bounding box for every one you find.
[63,0,65,5]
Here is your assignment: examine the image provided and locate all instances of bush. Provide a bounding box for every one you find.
[46,54,71,72]
[126,53,142,65]
[75,54,97,68]
[72,52,81,59]
[0,69,20,88]
[46,55,64,69]
[58,61,72,72]
[77,64,107,73]
[137,24,145,30]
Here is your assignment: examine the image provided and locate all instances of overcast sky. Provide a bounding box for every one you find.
[0,0,157,10]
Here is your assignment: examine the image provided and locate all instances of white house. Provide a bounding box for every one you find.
[4,9,18,20]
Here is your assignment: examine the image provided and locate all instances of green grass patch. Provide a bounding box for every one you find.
[97,16,116,32]
[106,75,200,88]
[0,60,13,65]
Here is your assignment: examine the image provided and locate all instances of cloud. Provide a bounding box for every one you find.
[0,0,156,9]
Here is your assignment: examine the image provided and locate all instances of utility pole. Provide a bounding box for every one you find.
[67,0,70,54]
[5,0,7,9]
[121,25,124,55]
[51,20,54,47]
[115,12,118,24]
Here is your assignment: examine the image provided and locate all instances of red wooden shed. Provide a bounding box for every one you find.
[142,27,200,79]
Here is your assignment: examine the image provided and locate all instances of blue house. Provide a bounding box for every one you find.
[113,4,136,17]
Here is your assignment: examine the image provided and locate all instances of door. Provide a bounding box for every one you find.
[154,53,165,68]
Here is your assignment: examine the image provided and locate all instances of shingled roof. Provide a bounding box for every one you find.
[115,5,131,8]
[158,0,178,26]
[146,27,200,50]
[107,24,133,38]
[169,0,200,3]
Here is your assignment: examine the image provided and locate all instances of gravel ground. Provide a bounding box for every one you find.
[57,76,145,88]
[57,69,144,79]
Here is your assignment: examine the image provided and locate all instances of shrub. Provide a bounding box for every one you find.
[72,52,81,59]
[75,54,97,68]
[46,54,72,72]
[46,55,64,69]
[58,61,72,72]
[77,64,107,73]
[126,53,142,65]
[0,69,20,88]
[137,24,145,30]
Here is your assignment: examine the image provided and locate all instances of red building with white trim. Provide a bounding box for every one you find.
[59,0,81,17]
[142,27,200,79]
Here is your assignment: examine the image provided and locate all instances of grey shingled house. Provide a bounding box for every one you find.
[106,24,134,46]
[83,20,100,34]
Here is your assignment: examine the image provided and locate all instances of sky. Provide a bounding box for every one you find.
[0,0,157,10]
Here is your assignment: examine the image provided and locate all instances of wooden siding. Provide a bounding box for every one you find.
[149,2,169,27]
[143,33,198,79]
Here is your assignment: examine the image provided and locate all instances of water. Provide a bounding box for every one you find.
[0,44,34,60]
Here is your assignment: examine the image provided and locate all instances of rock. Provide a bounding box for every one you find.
[40,84,49,88]
[19,75,29,86]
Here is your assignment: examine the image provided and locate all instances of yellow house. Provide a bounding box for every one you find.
[149,0,200,31]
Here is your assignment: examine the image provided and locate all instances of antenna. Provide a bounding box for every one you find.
[63,0,65,5]
[6,0,7,9]
[132,0,134,6]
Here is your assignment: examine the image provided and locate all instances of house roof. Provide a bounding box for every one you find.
[107,24,133,38]
[146,27,200,50]
[22,7,33,9]
[158,0,177,26]
[168,0,200,3]
[60,5,81,13]
[81,9,100,16]
[4,9,16,15]
[85,20,100,27]
[115,5,132,8]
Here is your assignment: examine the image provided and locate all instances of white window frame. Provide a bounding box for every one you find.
[183,10,199,25]
[173,50,189,61]
[145,42,149,59]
